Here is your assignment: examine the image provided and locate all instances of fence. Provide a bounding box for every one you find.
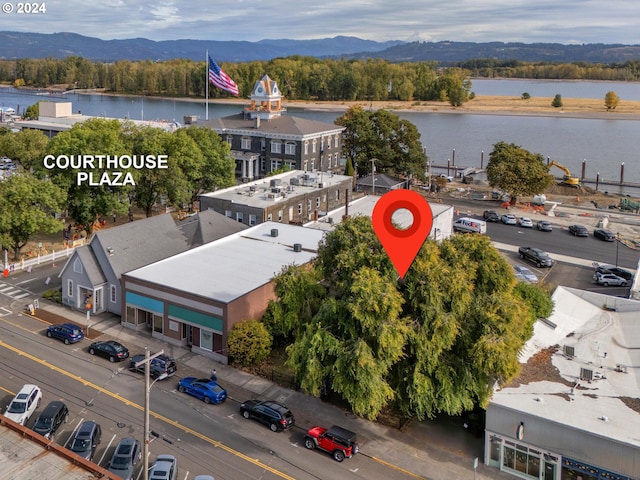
[2,246,77,274]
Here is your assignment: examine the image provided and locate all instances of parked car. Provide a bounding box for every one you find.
[536,220,553,232]
[593,272,628,287]
[453,217,487,234]
[129,353,177,379]
[304,425,359,462]
[518,246,555,268]
[483,210,500,222]
[518,217,533,228]
[3,384,42,426]
[107,437,141,480]
[88,340,129,362]
[501,214,517,225]
[514,265,538,283]
[177,377,227,404]
[149,454,177,480]
[568,224,589,237]
[68,420,101,461]
[593,228,616,241]
[240,399,295,432]
[46,323,84,344]
[32,400,68,439]
[193,476,215,480]
[595,265,633,281]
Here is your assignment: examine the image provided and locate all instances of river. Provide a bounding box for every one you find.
[2,80,640,190]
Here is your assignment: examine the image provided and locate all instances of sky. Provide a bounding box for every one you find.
[2,0,639,45]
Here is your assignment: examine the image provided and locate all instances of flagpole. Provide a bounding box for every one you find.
[205,50,209,121]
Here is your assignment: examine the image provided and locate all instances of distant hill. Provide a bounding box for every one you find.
[345,41,640,64]
[0,32,402,62]
[1,32,639,64]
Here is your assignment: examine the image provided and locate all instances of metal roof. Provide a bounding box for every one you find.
[124,222,325,303]
[0,420,113,480]
[201,113,344,138]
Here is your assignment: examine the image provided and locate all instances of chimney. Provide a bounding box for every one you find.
[255,116,261,129]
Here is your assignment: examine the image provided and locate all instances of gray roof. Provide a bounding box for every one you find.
[357,173,406,188]
[125,222,324,304]
[200,113,344,138]
[91,213,189,277]
[178,209,248,247]
[74,245,107,285]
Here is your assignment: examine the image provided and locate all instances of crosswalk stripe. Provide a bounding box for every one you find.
[13,292,30,299]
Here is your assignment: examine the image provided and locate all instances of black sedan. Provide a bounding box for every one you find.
[568,224,589,237]
[88,340,130,362]
[593,228,616,241]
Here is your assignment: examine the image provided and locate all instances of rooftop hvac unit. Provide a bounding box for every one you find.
[580,368,593,381]
[290,177,300,186]
[318,182,324,188]
[267,193,276,199]
[249,186,256,192]
[270,179,281,187]
[271,228,279,237]
[293,243,302,252]
[563,345,575,358]
[271,187,282,194]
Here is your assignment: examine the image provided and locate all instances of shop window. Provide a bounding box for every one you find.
[153,314,163,333]
[125,306,136,324]
[201,330,213,351]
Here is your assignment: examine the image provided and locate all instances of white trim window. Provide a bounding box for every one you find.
[110,284,116,303]
[249,214,257,226]
[260,138,266,151]
[73,258,83,274]
[334,135,339,148]
[304,142,309,155]
[312,139,317,153]
[236,212,244,223]
[285,142,296,155]
[225,210,232,218]
[270,141,282,154]
[67,280,73,297]
[241,137,251,150]
[225,135,232,145]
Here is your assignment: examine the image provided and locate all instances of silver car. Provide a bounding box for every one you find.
[593,272,628,287]
[107,437,141,480]
[514,265,538,283]
[149,454,177,480]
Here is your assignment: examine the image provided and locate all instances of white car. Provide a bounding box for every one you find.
[501,214,517,225]
[518,217,533,228]
[4,384,42,426]
[514,265,538,283]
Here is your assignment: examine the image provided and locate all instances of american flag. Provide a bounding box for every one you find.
[208,56,239,96]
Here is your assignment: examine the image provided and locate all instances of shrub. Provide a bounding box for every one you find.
[227,319,272,367]
[521,92,531,100]
[43,288,62,303]
[551,94,563,108]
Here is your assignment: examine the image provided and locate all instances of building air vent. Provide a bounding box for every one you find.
[293,243,302,252]
[290,177,300,186]
[270,179,281,187]
[271,187,282,194]
[271,229,279,237]
[318,183,324,188]
[267,193,276,199]
[563,345,575,359]
[580,368,593,381]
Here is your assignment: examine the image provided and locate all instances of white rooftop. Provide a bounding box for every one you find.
[200,170,353,209]
[125,222,324,303]
[305,194,452,232]
[492,286,640,447]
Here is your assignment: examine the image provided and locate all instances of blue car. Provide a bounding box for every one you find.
[46,323,84,344]
[177,377,227,404]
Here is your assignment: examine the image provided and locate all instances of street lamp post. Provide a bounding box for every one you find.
[370,158,377,195]
[615,233,620,267]
[135,347,165,480]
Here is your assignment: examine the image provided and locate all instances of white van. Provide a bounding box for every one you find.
[453,217,487,234]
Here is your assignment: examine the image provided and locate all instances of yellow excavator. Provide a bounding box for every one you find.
[549,160,580,187]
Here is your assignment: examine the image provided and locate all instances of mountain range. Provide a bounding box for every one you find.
[1,31,639,64]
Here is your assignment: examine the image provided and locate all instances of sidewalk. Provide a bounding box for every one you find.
[34,301,515,480]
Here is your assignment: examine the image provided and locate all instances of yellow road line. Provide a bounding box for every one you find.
[0,339,296,480]
[370,455,427,479]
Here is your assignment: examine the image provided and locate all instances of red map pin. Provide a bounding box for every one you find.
[372,189,433,278]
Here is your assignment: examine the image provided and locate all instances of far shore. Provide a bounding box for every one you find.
[4,84,640,120]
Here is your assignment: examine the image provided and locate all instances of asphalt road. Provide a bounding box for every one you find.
[0,313,417,480]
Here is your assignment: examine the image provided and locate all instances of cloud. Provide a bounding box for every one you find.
[4,0,640,44]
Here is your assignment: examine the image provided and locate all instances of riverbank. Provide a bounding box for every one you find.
[10,84,639,120]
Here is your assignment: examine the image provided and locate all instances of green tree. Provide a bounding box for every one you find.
[45,118,132,232]
[336,106,426,179]
[275,216,551,420]
[0,173,67,260]
[521,92,531,100]
[227,319,273,367]
[343,157,355,177]
[486,141,555,203]
[551,94,563,108]
[604,91,620,110]
[23,102,39,120]
[0,129,49,171]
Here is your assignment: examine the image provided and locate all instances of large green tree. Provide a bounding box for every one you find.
[0,173,67,260]
[486,141,555,202]
[0,128,49,171]
[273,216,552,420]
[335,106,426,180]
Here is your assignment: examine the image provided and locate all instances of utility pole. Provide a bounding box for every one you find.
[370,158,377,195]
[135,347,164,480]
